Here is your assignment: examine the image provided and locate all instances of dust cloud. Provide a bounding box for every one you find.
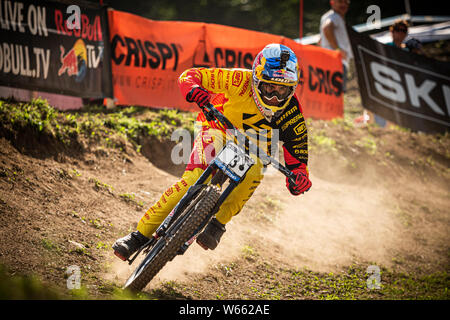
[108,162,405,288]
[257,170,402,272]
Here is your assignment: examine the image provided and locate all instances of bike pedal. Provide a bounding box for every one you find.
[114,250,127,261]
[196,239,209,251]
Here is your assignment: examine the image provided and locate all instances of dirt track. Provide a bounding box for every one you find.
[0,91,449,299]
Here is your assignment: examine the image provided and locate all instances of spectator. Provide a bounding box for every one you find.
[319,0,353,92]
[386,21,424,55]
[386,19,409,49]
[373,19,409,128]
[356,20,421,129]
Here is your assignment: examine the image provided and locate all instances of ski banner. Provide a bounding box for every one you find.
[0,0,112,98]
[108,10,344,119]
[348,26,450,133]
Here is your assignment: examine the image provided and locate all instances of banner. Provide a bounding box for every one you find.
[0,0,112,98]
[108,10,204,111]
[348,26,450,133]
[108,10,343,119]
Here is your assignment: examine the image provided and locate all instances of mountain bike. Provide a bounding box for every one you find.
[122,103,296,292]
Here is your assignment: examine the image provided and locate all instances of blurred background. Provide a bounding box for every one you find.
[92,0,441,39]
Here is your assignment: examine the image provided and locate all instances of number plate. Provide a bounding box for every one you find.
[215,142,254,181]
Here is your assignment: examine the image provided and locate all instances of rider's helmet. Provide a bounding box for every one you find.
[252,43,300,121]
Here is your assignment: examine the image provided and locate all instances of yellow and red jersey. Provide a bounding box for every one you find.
[178,67,309,173]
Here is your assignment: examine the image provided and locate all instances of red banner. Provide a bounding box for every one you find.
[108,10,343,119]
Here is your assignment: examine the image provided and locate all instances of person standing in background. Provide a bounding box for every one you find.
[319,0,352,93]
[373,19,409,128]
[386,19,409,49]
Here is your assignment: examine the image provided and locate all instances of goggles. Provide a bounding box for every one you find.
[258,81,294,102]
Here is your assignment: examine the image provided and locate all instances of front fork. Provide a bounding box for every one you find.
[177,175,238,255]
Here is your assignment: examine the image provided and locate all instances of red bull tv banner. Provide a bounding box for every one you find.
[108,10,343,119]
[348,26,450,133]
[0,0,112,98]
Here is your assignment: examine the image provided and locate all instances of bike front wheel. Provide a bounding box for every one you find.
[123,184,221,292]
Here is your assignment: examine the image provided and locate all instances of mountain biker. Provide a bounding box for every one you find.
[113,43,312,261]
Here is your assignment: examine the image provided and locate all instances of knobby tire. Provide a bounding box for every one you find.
[124,185,221,292]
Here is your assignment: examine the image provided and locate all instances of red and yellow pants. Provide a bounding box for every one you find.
[137,128,264,238]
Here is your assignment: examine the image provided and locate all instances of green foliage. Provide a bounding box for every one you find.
[119,192,144,208]
[252,264,450,300]
[310,132,337,153]
[0,265,61,299]
[241,245,258,261]
[355,136,377,155]
[0,99,194,154]
[68,286,90,299]
[89,177,114,194]
[42,238,59,251]
[96,241,109,250]
[0,98,56,133]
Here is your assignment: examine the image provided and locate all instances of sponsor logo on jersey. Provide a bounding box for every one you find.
[232,70,243,87]
[275,105,298,125]
[293,122,306,135]
[281,114,302,131]
[292,141,307,148]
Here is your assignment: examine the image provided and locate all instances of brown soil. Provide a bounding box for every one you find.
[0,87,449,299]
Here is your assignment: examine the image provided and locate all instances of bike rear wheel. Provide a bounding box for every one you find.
[123,185,221,292]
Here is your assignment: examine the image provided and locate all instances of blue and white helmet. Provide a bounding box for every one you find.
[252,44,300,120]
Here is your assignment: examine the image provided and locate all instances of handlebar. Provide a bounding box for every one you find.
[203,103,296,185]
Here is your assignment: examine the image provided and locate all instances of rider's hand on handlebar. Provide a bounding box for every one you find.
[286,167,311,196]
[186,87,215,121]
[186,86,211,108]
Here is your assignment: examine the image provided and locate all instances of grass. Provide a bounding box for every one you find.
[157,245,450,300]
[280,264,448,300]
[0,98,56,133]
[355,136,377,155]
[42,238,59,251]
[89,177,114,194]
[310,132,337,153]
[119,192,144,208]
[1,256,447,300]
[96,241,109,250]
[89,218,103,230]
[0,265,62,299]
[0,98,195,153]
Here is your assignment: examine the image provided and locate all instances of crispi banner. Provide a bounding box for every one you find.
[108,10,204,111]
[109,10,343,118]
[287,41,344,120]
[0,0,112,98]
[202,23,344,119]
